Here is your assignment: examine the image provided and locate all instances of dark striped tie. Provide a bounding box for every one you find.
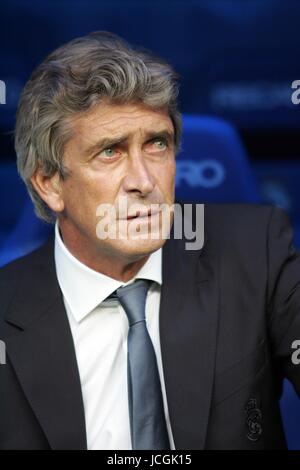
[109,279,170,450]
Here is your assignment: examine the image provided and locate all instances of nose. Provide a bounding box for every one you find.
[122,152,155,196]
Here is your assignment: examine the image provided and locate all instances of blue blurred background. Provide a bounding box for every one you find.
[0,0,299,449]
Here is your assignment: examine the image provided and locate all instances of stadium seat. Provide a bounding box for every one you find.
[176,114,261,203]
[0,193,52,267]
[0,162,27,249]
[280,379,300,450]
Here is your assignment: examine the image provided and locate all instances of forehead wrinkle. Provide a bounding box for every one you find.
[81,105,171,133]
[83,118,173,145]
[66,105,174,157]
[81,127,175,159]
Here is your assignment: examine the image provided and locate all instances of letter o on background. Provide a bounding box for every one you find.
[197,159,226,188]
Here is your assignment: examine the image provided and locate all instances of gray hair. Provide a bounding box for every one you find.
[15,31,182,223]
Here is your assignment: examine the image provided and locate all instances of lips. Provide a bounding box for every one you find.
[126,208,160,220]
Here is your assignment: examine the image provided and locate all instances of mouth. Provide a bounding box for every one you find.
[123,208,161,221]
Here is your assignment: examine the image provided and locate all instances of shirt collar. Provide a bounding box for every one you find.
[54,220,162,323]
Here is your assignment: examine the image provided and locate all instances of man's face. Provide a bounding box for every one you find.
[57,101,176,262]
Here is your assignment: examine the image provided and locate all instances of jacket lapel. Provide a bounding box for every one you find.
[160,205,220,449]
[4,237,87,450]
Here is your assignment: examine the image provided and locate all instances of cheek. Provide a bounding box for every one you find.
[61,174,92,214]
[62,172,118,214]
[163,160,176,187]
[155,162,175,202]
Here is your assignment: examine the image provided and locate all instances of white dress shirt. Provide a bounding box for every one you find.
[54,221,175,450]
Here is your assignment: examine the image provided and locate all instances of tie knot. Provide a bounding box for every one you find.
[113,279,152,326]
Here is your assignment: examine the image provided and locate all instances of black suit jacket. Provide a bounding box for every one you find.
[1,203,300,450]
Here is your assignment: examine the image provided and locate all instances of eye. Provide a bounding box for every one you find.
[103,148,115,157]
[151,138,168,151]
[99,147,121,158]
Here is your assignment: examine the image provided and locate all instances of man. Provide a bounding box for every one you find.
[0,31,299,450]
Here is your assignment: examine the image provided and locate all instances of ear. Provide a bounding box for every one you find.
[30,166,65,213]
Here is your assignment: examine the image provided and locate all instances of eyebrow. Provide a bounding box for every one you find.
[83,129,175,157]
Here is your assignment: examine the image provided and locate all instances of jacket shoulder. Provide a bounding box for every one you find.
[204,202,275,232]
[0,236,54,276]
[204,202,274,222]
[202,203,284,250]
[0,236,55,322]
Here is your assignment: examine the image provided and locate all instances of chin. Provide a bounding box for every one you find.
[112,236,167,258]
